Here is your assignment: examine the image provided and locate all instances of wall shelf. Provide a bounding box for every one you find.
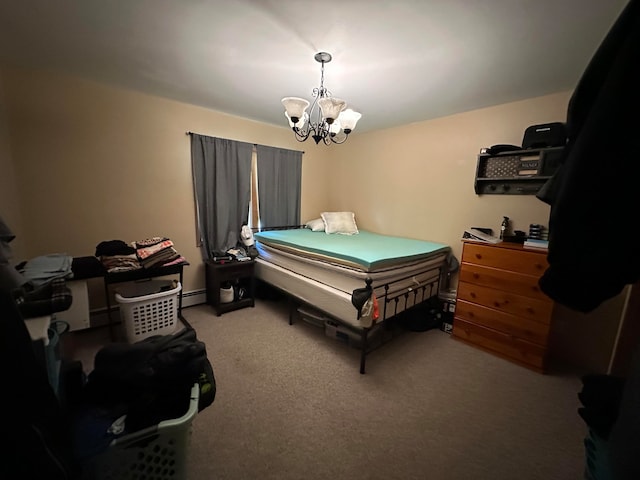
[474,146,564,195]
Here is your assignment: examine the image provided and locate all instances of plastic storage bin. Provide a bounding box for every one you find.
[297,305,327,328]
[81,383,199,480]
[115,280,181,342]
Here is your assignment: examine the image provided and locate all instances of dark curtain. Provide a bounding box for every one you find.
[191,134,253,258]
[536,0,640,313]
[256,145,302,228]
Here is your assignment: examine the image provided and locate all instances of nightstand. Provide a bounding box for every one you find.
[205,259,255,315]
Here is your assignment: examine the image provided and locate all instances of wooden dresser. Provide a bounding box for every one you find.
[452,241,554,373]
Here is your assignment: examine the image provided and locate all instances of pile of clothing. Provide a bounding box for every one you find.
[8,250,75,318]
[95,240,139,273]
[18,253,73,287]
[95,236,186,273]
[134,236,185,269]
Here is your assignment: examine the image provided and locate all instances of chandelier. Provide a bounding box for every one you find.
[282,52,361,145]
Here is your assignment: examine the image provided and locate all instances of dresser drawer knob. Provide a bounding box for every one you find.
[475,254,482,259]
[470,292,477,298]
[472,273,480,279]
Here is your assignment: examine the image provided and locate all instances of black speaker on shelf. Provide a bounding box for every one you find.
[522,122,567,149]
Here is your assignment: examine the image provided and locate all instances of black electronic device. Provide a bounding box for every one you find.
[474,146,564,195]
[522,122,567,149]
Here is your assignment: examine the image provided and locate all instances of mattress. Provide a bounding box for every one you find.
[254,229,451,328]
[254,229,449,271]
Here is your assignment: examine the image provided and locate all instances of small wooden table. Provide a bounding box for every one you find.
[205,259,255,316]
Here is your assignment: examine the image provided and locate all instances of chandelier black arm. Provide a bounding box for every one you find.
[329,132,350,145]
[292,126,311,142]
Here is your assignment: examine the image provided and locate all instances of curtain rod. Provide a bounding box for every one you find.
[185,131,305,154]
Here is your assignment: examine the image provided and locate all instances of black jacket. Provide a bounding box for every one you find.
[538,0,640,312]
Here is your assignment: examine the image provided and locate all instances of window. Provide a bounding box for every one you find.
[191,133,303,257]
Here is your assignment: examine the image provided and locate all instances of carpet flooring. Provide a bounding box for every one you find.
[67,298,589,480]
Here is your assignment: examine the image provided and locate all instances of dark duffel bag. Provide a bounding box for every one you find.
[83,327,216,432]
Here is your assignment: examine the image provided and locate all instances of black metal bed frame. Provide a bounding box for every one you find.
[254,224,445,374]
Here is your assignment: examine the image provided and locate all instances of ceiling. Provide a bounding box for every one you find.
[0,0,629,133]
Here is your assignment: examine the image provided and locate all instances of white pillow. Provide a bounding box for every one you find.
[321,211,359,235]
[305,218,325,232]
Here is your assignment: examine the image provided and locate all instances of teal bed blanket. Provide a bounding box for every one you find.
[254,229,450,271]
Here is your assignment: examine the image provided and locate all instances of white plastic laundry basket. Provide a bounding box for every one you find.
[81,383,199,480]
[115,280,181,342]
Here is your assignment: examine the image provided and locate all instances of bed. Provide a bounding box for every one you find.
[253,225,451,373]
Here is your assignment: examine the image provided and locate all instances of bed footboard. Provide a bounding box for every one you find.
[350,265,443,373]
[258,258,445,374]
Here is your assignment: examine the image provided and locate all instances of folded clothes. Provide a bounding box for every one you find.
[20,253,73,287]
[136,240,174,260]
[134,236,169,249]
[140,248,179,268]
[100,254,142,273]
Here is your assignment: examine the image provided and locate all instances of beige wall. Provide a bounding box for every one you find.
[0,71,26,261]
[325,91,572,265]
[0,67,572,299]
[1,67,628,371]
[0,66,331,304]
[322,93,631,372]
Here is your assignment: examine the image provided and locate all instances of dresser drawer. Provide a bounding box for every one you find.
[457,281,554,324]
[462,243,548,276]
[452,318,546,370]
[455,299,551,345]
[459,263,549,300]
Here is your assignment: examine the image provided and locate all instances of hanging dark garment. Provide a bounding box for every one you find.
[537,0,640,312]
[1,290,77,479]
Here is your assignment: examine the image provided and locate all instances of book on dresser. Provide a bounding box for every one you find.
[523,238,549,250]
[461,228,502,244]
